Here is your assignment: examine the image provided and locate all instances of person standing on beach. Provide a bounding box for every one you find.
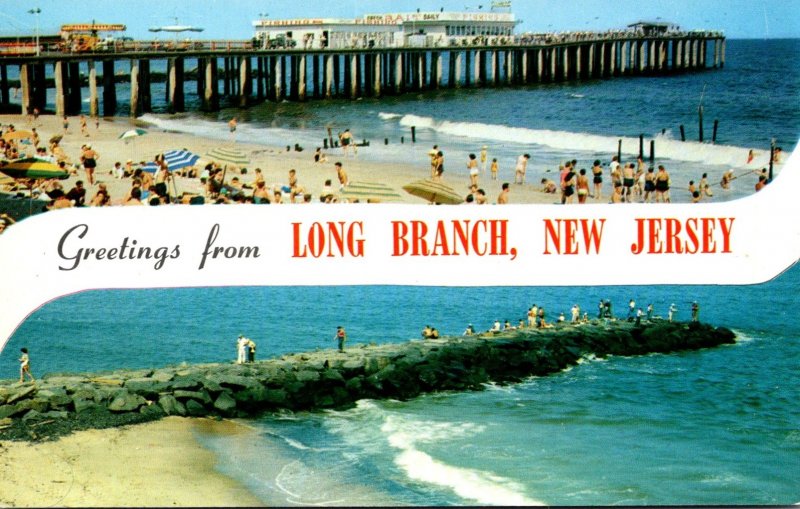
[62,116,70,135]
[591,160,604,200]
[480,145,488,173]
[19,348,34,383]
[228,117,237,142]
[514,154,529,185]
[654,165,671,203]
[80,144,99,186]
[80,115,89,137]
[340,129,353,157]
[490,158,498,181]
[334,326,347,352]
[467,153,479,187]
[428,145,439,177]
[335,162,349,189]
[577,169,589,204]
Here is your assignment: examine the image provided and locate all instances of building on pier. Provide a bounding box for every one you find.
[252,11,518,50]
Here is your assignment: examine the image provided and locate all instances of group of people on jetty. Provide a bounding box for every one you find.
[428,142,782,205]
[444,298,701,338]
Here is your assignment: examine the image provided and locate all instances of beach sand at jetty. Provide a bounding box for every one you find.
[0,416,264,507]
[0,113,559,222]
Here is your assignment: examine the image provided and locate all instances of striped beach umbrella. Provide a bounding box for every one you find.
[340,181,402,202]
[118,128,148,142]
[141,149,201,173]
[402,179,463,205]
[206,146,249,167]
[0,158,69,180]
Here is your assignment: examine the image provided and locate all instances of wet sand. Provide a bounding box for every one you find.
[0,416,265,507]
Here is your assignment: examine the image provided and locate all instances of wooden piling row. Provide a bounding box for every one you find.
[1,35,724,116]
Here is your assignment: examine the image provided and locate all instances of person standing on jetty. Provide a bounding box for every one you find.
[236,335,250,364]
[691,302,700,322]
[19,348,34,383]
[334,326,347,352]
[247,338,257,363]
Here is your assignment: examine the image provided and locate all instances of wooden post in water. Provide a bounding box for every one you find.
[638,134,644,159]
[712,119,719,143]
[769,138,775,181]
[679,124,685,141]
[411,126,416,143]
[649,140,655,164]
[617,139,622,162]
[698,104,704,142]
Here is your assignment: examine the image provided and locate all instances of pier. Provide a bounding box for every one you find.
[0,319,735,441]
[0,30,725,117]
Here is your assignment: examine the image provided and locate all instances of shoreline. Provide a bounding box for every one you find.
[0,112,775,224]
[0,416,266,507]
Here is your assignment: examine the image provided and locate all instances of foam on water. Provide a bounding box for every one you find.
[380,415,545,506]
[392,113,787,168]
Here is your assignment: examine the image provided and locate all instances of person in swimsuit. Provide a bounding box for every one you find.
[654,165,670,203]
[592,160,603,201]
[643,168,656,203]
[577,168,590,204]
[562,166,576,204]
[622,163,635,202]
[340,129,353,157]
[80,144,99,186]
[467,153,479,187]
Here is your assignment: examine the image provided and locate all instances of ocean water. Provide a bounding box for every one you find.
[0,38,798,505]
[1,265,799,505]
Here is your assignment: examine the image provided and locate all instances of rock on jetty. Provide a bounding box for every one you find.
[0,320,735,441]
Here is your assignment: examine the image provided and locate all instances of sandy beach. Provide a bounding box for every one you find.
[0,112,568,223]
[0,416,264,507]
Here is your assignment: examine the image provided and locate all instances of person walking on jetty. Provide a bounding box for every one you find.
[334,326,347,352]
[19,348,34,383]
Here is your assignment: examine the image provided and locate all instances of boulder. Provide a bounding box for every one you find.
[173,390,212,405]
[108,391,148,413]
[184,399,209,417]
[72,398,101,414]
[213,392,237,414]
[295,370,320,383]
[158,395,186,416]
[6,384,37,405]
[124,378,171,398]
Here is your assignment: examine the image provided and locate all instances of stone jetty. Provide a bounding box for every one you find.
[0,319,735,441]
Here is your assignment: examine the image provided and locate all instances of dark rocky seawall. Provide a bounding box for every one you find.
[0,320,735,441]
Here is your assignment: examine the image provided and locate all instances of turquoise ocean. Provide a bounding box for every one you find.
[0,39,799,504]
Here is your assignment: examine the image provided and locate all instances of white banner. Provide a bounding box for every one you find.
[0,148,797,350]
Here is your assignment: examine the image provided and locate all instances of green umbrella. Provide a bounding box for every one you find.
[402,179,463,205]
[340,181,402,202]
[206,146,250,167]
[0,158,69,180]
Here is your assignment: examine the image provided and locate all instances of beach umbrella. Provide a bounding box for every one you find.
[0,158,69,180]
[402,179,463,205]
[2,130,34,142]
[340,181,402,202]
[118,128,148,142]
[206,146,249,167]
[141,149,201,173]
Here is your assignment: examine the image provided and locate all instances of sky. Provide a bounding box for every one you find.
[0,0,798,40]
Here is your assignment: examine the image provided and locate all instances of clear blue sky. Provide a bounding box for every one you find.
[0,0,798,40]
